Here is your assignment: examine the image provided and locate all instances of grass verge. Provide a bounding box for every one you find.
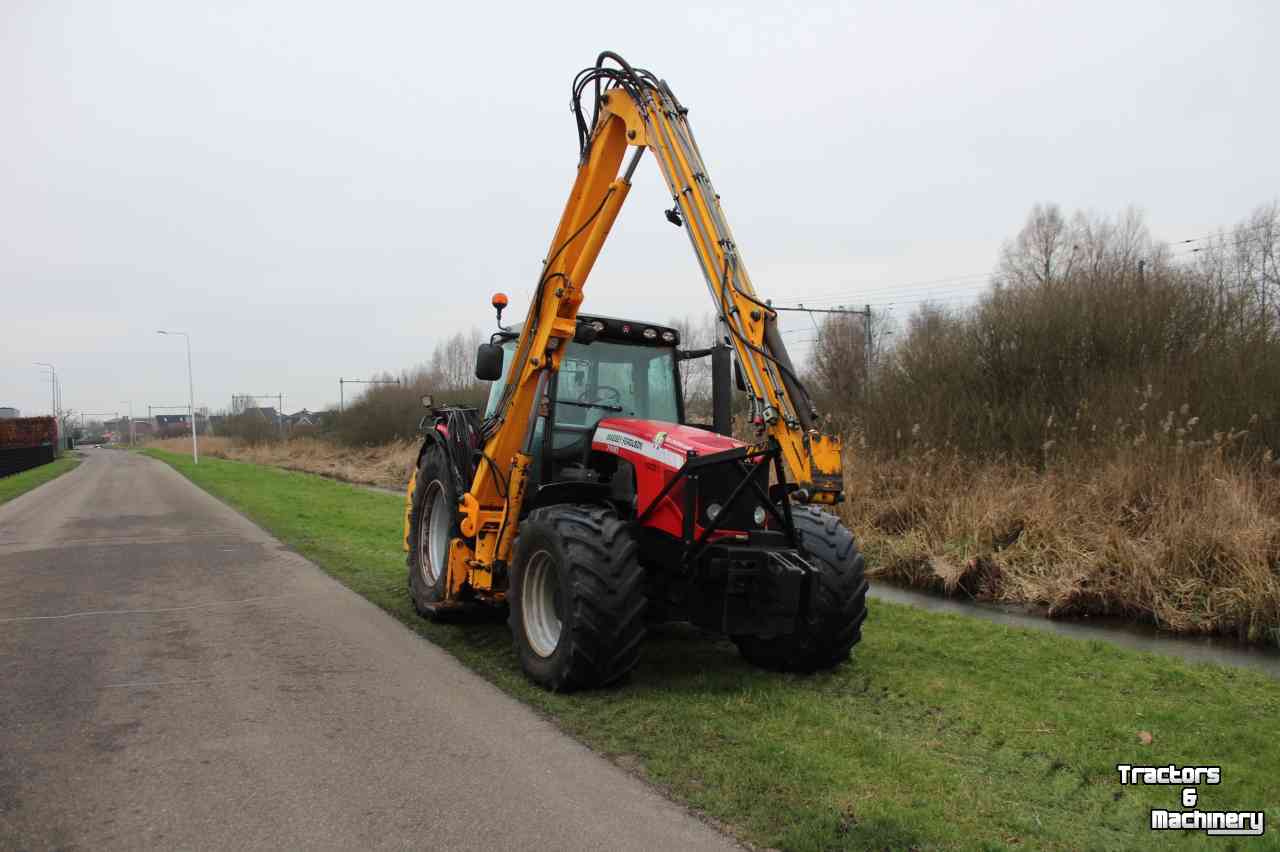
[143,448,1278,850]
[0,456,79,506]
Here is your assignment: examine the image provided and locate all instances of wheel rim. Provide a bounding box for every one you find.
[521,549,562,658]
[417,481,449,587]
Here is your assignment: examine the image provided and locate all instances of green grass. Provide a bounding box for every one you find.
[142,448,1279,851]
[0,456,79,505]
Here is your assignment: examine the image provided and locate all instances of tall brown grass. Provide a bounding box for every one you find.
[843,443,1280,644]
[147,436,417,490]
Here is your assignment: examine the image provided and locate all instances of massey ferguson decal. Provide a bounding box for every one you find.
[594,427,686,469]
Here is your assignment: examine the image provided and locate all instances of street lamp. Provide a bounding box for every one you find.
[157,331,198,464]
[34,361,62,447]
[34,362,56,417]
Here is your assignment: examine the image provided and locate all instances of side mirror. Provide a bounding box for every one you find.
[421,394,434,408]
[732,357,747,392]
[475,343,504,381]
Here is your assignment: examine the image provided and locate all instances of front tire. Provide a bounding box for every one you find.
[406,448,458,617]
[508,504,646,691]
[734,505,869,672]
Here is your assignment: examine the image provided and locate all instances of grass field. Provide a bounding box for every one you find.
[0,456,79,506]
[143,448,1278,850]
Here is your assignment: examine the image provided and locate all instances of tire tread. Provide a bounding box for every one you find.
[734,505,869,672]
[510,504,646,691]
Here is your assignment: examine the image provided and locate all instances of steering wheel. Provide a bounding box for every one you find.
[580,385,622,407]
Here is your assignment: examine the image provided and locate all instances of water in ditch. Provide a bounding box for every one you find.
[869,583,1280,679]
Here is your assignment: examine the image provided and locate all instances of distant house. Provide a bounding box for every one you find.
[283,409,321,435]
[0,407,19,419]
[154,413,189,437]
[154,413,208,437]
[245,407,279,422]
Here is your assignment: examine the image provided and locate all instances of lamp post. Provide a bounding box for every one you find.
[34,361,60,446]
[34,362,56,417]
[157,331,198,463]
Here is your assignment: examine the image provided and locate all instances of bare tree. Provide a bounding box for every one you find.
[430,329,483,391]
[804,307,893,422]
[667,314,718,413]
[997,203,1076,288]
[860,200,1280,455]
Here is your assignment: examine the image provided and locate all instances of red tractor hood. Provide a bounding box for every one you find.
[592,418,743,472]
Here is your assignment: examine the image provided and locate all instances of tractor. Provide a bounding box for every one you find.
[403,53,868,691]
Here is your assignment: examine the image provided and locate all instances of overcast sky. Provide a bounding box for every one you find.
[3,1,1276,418]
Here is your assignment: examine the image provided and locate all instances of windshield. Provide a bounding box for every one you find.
[555,340,679,425]
[484,339,679,429]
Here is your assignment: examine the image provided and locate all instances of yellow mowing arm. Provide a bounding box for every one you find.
[451,92,643,591]
[451,53,844,595]
[633,75,843,503]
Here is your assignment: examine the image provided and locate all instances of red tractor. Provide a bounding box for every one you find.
[406,309,867,690]
[403,52,867,690]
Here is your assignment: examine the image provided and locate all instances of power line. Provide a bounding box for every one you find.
[777,303,875,401]
[779,291,984,314]
[778,281,991,310]
[782,215,1273,313]
[780,271,992,306]
[1169,220,1274,247]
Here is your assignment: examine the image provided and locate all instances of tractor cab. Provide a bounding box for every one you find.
[482,315,686,488]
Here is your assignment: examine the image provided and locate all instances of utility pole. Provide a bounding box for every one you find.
[157,330,198,464]
[339,378,402,413]
[772,304,875,399]
[863,303,872,403]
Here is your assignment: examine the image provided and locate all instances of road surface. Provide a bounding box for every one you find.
[0,450,738,850]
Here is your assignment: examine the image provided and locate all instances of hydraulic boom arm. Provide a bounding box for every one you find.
[451,52,844,593]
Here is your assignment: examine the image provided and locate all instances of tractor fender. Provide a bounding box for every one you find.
[414,422,451,471]
[415,422,476,502]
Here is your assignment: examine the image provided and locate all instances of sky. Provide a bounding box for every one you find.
[3,0,1277,419]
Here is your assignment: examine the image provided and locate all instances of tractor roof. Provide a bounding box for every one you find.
[497,313,680,348]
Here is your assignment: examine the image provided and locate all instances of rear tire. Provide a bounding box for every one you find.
[508,504,646,691]
[734,505,869,672]
[406,448,458,617]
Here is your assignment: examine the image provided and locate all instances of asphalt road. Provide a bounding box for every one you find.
[0,450,739,851]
